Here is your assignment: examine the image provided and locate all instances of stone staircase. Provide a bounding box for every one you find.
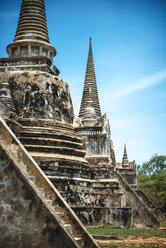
[117,172,160,228]
[0,117,99,248]
[135,188,165,221]
[129,183,164,221]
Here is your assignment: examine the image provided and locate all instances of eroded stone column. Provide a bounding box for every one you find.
[17,46,21,57]
[40,46,43,56]
[28,45,31,57]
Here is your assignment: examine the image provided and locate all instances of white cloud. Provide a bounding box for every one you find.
[102,70,166,104]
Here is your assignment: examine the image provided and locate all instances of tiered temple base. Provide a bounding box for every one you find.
[18,118,131,227]
[19,118,88,177]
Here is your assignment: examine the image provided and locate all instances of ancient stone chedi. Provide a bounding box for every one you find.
[0,0,99,247]
[73,38,164,228]
[0,2,164,246]
[6,0,59,75]
[74,38,115,178]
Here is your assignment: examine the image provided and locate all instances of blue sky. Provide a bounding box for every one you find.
[0,0,166,164]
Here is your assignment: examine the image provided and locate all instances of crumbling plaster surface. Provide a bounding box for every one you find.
[118,169,136,185]
[50,177,121,207]
[75,116,112,160]
[49,177,131,228]
[0,149,75,248]
[74,207,131,228]
[0,71,74,123]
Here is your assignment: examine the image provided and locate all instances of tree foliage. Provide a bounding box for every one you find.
[137,154,166,212]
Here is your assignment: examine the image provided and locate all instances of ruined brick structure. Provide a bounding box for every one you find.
[116,144,137,185]
[0,0,165,246]
[73,38,164,227]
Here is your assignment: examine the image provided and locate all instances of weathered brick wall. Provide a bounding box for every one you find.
[73,208,131,228]
[49,177,131,227]
[0,148,76,248]
[0,71,74,124]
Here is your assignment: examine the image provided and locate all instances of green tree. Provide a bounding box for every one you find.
[137,154,166,212]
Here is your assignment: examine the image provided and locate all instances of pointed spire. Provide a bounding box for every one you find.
[7,0,56,60]
[79,38,101,118]
[14,0,49,43]
[122,143,129,167]
[124,143,127,154]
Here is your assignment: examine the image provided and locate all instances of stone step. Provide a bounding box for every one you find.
[29,175,36,183]
[20,130,82,143]
[74,237,83,246]
[54,212,64,221]
[64,224,73,235]
[47,200,66,219]
[38,188,45,196]
[24,144,86,157]
[46,199,53,205]
[53,203,63,212]
[20,136,84,150]
[35,190,80,241]
[36,188,80,241]
[36,186,97,245]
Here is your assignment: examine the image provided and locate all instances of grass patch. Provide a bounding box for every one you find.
[87,225,166,239]
[87,222,166,248]
[99,245,163,248]
[160,220,166,227]
[100,244,126,248]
